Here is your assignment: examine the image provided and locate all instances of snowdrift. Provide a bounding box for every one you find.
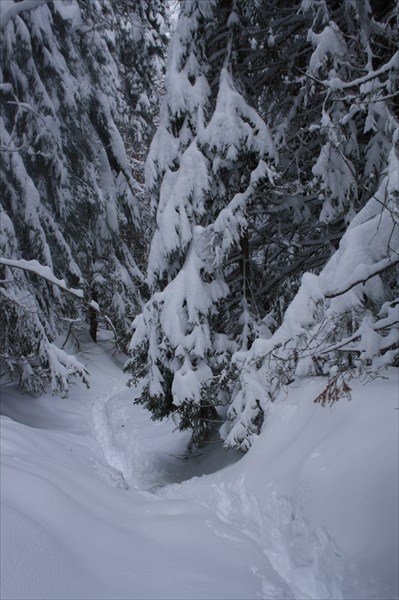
[1,340,398,599]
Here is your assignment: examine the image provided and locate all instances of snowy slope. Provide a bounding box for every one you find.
[160,375,399,599]
[1,335,398,599]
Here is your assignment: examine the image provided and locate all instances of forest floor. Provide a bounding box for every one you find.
[1,332,398,600]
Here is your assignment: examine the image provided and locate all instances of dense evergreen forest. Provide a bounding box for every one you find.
[1,0,398,452]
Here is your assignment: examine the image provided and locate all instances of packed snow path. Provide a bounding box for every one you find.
[1,337,398,599]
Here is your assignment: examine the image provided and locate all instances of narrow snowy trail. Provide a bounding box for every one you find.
[1,337,398,599]
[0,339,292,599]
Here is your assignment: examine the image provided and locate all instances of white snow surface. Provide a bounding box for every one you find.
[1,335,398,599]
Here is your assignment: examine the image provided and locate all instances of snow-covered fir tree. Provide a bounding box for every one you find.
[125,0,277,445]
[213,0,397,332]
[222,0,399,450]
[127,0,398,450]
[0,0,168,395]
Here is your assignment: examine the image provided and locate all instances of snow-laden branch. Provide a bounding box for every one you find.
[0,257,119,340]
[287,50,398,97]
[318,314,399,356]
[6,99,48,126]
[0,257,84,298]
[0,0,46,30]
[325,255,399,299]
[324,51,399,91]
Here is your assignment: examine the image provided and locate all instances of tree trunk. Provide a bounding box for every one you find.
[89,288,98,343]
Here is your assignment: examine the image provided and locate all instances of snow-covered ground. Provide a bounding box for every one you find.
[1,334,398,599]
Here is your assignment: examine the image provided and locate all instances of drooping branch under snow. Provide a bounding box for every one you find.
[325,255,399,299]
[0,257,84,298]
[0,257,118,340]
[0,0,46,31]
[323,51,399,91]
